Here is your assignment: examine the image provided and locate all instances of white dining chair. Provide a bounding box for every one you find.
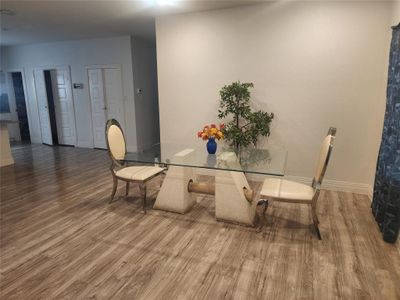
[105,119,164,212]
[260,127,336,239]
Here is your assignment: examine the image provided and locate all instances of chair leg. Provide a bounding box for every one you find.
[312,202,320,224]
[110,176,118,204]
[257,199,269,214]
[311,205,321,240]
[263,200,269,214]
[256,199,269,233]
[139,183,147,213]
[125,182,130,196]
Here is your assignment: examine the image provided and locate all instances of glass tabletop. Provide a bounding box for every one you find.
[123,142,287,176]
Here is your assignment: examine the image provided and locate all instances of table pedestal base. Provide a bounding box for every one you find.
[214,170,257,226]
[154,149,199,213]
[153,149,257,226]
[153,164,197,214]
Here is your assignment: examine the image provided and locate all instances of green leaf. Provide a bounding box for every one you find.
[218,81,274,148]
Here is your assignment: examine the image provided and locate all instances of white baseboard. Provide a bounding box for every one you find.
[322,179,371,195]
[286,175,372,195]
[246,174,373,195]
[367,186,374,202]
[76,141,137,152]
[76,141,92,148]
[31,138,42,144]
[0,157,14,167]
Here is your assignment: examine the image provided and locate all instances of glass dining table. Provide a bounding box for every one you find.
[122,142,287,225]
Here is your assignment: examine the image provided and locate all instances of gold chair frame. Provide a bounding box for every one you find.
[261,127,336,239]
[105,119,163,213]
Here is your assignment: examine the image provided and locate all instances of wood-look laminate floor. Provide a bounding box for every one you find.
[0,144,399,300]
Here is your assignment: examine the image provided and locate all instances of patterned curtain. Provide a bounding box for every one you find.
[371,24,400,243]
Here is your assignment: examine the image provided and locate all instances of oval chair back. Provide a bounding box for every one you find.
[313,127,337,188]
[105,119,126,168]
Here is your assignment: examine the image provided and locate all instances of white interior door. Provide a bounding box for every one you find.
[50,68,76,145]
[33,69,53,145]
[88,69,107,148]
[103,68,125,128]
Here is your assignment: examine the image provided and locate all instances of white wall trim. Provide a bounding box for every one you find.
[325,180,370,195]
[0,157,15,167]
[76,143,137,153]
[76,141,93,148]
[286,175,372,195]
[246,174,372,195]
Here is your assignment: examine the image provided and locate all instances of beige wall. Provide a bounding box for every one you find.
[393,1,400,25]
[156,1,393,192]
[131,37,160,151]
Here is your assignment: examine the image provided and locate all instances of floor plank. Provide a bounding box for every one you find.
[0,144,399,299]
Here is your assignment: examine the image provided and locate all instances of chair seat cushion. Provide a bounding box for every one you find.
[260,178,315,202]
[115,166,164,181]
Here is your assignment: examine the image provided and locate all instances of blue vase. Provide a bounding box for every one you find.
[206,137,217,154]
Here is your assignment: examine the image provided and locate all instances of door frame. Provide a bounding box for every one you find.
[85,64,125,148]
[33,68,53,145]
[32,65,78,146]
[3,68,31,142]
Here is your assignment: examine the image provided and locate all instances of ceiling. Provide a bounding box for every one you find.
[0,0,262,46]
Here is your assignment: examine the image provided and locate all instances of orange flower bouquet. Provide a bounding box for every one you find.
[197,123,224,154]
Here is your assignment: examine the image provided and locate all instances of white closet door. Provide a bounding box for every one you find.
[50,68,76,146]
[88,69,107,148]
[104,68,125,128]
[33,69,53,145]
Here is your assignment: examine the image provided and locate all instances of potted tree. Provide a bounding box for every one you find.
[218,81,274,153]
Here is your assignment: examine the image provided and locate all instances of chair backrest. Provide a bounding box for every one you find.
[105,119,126,167]
[313,127,336,187]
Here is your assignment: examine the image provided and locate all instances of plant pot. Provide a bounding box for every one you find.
[206,137,217,154]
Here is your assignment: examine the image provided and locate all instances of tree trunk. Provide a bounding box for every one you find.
[234,111,240,154]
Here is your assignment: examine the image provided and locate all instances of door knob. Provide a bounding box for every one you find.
[103,107,107,110]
